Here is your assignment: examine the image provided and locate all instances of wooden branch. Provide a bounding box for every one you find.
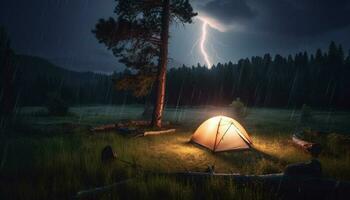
[74,170,350,199]
[75,179,133,199]
[143,129,176,136]
[170,171,284,183]
[292,134,322,156]
[90,124,116,132]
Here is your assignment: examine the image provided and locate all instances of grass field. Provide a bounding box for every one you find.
[1,105,350,199]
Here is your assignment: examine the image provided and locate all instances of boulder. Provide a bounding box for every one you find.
[101,145,117,163]
[205,165,215,174]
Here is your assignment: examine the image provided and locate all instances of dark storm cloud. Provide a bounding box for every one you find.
[0,0,121,73]
[197,0,350,36]
[0,0,349,72]
[198,0,256,24]
[254,0,350,36]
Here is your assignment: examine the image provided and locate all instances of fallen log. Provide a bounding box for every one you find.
[292,134,322,156]
[75,178,133,199]
[90,124,116,132]
[129,120,150,126]
[91,120,173,134]
[90,120,150,132]
[143,129,176,136]
[167,172,350,200]
[74,171,350,200]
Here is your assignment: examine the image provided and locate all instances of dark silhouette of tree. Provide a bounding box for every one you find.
[0,27,17,127]
[93,0,196,128]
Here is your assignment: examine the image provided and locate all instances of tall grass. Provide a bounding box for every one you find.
[1,106,349,199]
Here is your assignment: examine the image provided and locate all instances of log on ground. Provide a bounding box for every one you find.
[143,129,176,136]
[90,124,116,132]
[292,134,322,156]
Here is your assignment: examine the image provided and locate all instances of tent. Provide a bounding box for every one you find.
[191,116,252,152]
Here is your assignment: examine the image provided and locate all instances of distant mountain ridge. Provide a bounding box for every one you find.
[15,55,109,83]
[12,55,128,106]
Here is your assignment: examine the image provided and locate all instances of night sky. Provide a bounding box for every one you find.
[1,0,350,73]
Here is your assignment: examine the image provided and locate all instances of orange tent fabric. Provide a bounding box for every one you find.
[191,116,252,152]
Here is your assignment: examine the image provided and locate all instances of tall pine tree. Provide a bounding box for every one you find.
[93,0,196,127]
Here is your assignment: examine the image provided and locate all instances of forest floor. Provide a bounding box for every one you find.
[1,105,350,200]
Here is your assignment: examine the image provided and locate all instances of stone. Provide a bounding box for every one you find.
[101,145,117,163]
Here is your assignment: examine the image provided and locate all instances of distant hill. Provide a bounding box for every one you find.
[12,55,134,106]
[15,55,108,85]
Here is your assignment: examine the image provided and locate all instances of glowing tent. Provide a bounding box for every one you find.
[191,116,252,152]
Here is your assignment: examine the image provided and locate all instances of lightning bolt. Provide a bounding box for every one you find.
[200,21,212,68]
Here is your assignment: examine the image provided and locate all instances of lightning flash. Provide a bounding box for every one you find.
[197,16,226,69]
[200,21,211,68]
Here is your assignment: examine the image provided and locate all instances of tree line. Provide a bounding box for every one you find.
[2,27,350,112]
[165,41,350,109]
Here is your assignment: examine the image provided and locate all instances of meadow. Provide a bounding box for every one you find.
[1,105,349,199]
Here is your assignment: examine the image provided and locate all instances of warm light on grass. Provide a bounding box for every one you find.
[3,106,350,199]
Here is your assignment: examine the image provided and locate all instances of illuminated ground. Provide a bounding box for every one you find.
[1,106,350,199]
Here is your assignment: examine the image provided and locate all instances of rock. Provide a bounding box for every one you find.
[306,143,322,157]
[101,145,117,163]
[205,165,215,174]
[284,159,322,177]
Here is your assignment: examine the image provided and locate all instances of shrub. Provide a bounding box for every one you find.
[46,92,69,116]
[327,133,350,155]
[299,104,313,125]
[229,98,247,119]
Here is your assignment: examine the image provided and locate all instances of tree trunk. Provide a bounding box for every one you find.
[151,0,170,128]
